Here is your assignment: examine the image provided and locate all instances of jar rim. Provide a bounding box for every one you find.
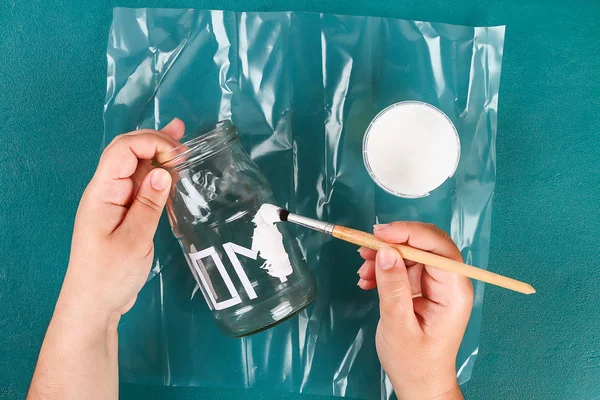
[156,119,238,170]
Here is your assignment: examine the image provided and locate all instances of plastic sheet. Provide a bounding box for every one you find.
[104,8,504,399]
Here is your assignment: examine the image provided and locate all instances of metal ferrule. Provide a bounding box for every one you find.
[286,213,335,235]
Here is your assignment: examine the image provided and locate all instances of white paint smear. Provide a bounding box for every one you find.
[251,204,293,281]
[364,101,460,198]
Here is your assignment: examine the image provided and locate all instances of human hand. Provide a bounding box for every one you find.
[55,119,185,331]
[28,120,185,400]
[357,222,473,400]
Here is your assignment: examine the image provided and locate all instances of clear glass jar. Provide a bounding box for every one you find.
[157,120,317,337]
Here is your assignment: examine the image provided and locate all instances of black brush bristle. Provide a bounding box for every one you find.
[278,208,290,222]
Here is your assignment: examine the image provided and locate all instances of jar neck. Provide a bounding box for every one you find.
[157,120,238,170]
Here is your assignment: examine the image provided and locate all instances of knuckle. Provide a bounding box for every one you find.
[136,193,163,212]
[390,220,411,231]
[102,180,134,205]
[107,135,122,147]
[114,133,132,145]
[406,221,421,229]
[378,280,410,301]
[102,134,131,157]
[436,228,453,244]
[385,284,410,300]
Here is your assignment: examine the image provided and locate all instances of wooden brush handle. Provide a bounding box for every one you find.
[332,225,535,295]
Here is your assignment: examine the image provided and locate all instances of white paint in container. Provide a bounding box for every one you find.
[363,101,460,198]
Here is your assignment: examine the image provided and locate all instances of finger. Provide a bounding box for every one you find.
[358,247,377,261]
[127,120,184,192]
[160,118,185,140]
[130,160,154,198]
[407,263,423,295]
[375,247,418,330]
[373,221,473,308]
[357,278,377,290]
[373,222,463,261]
[114,168,172,250]
[359,246,419,267]
[357,260,376,280]
[104,128,181,154]
[358,260,424,295]
[97,132,178,181]
[412,296,444,333]
[373,221,463,282]
[421,266,474,310]
[125,128,182,145]
[414,277,473,339]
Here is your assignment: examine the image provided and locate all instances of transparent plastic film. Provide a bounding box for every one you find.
[104,8,504,399]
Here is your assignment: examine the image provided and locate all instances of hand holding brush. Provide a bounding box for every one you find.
[273,206,535,295]
[355,221,473,399]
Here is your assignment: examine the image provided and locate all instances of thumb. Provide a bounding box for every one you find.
[375,247,418,328]
[116,168,172,249]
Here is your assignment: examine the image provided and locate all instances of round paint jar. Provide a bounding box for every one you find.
[363,101,460,198]
[158,120,316,337]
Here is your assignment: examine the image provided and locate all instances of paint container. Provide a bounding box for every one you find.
[363,101,460,198]
[158,120,317,337]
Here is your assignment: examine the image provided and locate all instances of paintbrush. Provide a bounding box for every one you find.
[274,206,535,295]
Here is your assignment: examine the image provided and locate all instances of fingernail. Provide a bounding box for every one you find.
[357,278,365,287]
[357,263,366,275]
[151,169,171,191]
[357,247,365,253]
[376,247,396,270]
[373,223,389,230]
[165,117,181,126]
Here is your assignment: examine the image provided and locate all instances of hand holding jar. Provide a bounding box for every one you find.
[61,119,185,320]
[28,119,185,400]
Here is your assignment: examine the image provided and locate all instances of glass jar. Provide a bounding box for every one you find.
[157,120,317,337]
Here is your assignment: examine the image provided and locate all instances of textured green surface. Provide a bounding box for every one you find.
[0,1,598,399]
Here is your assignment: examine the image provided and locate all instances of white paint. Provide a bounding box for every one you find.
[188,246,242,310]
[187,243,260,309]
[363,101,460,198]
[254,203,282,224]
[188,244,216,303]
[222,242,258,299]
[251,204,293,281]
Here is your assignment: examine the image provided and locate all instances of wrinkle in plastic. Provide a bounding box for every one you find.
[104,8,504,399]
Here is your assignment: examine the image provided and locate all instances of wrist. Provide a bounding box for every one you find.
[49,298,120,360]
[53,280,121,344]
[432,383,463,400]
[390,369,460,400]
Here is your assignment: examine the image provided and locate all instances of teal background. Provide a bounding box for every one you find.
[0,2,598,400]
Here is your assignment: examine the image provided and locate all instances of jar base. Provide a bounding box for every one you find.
[215,284,318,338]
